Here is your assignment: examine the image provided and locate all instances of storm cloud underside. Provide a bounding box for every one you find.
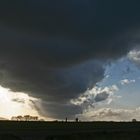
[0,0,140,119]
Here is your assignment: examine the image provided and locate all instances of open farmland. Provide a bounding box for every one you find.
[0,121,140,140]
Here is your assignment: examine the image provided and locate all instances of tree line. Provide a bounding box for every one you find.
[11,115,44,121]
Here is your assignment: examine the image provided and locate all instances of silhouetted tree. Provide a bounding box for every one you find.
[11,115,39,121]
[24,115,30,121]
[132,119,137,122]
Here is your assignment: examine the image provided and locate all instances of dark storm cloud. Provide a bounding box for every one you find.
[42,102,82,119]
[0,0,140,119]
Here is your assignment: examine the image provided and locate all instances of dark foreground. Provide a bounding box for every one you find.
[0,121,140,140]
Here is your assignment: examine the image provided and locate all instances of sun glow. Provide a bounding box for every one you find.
[0,86,42,120]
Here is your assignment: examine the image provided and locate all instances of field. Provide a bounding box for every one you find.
[0,121,140,140]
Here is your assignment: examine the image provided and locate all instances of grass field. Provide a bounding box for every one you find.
[0,121,140,140]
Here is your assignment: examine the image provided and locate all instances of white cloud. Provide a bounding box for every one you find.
[120,79,135,85]
[71,85,119,107]
[78,107,140,121]
[128,49,140,66]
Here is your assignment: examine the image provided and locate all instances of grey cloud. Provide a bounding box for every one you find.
[94,92,109,102]
[0,117,7,120]
[0,58,104,118]
[29,99,82,119]
[42,102,82,119]
[12,98,25,104]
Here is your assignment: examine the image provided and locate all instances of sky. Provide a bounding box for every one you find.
[0,0,140,121]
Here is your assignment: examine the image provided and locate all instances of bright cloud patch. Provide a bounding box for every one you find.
[0,86,46,120]
[128,49,140,66]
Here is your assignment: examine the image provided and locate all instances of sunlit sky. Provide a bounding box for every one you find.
[76,50,140,121]
[0,86,48,120]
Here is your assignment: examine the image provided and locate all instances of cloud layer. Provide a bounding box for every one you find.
[78,107,140,121]
[128,49,140,66]
[0,0,140,119]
